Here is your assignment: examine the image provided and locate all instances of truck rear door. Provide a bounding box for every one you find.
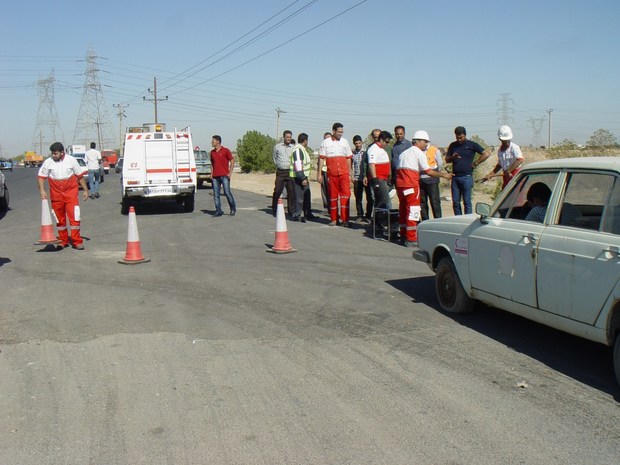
[145,137,176,185]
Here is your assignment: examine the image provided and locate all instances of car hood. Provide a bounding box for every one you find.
[417,214,479,249]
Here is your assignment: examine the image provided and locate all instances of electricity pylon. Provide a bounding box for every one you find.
[73,45,114,149]
[32,69,64,154]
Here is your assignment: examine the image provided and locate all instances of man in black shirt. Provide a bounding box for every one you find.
[445,126,491,215]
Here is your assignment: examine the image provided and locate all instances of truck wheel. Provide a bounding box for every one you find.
[435,256,474,314]
[184,194,195,213]
[121,197,130,215]
[614,333,620,387]
[0,185,8,212]
[196,180,202,190]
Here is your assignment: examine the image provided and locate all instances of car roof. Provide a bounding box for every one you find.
[524,156,620,172]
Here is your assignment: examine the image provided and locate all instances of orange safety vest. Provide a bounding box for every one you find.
[425,146,438,169]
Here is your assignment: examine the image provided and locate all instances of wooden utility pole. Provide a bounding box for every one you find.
[547,108,553,148]
[275,107,287,140]
[144,77,168,123]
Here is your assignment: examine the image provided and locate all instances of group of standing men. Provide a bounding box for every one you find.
[270,122,453,246]
[269,122,524,247]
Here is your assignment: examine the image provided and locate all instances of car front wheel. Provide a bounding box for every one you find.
[435,256,474,314]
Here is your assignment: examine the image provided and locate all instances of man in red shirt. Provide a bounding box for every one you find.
[317,122,353,226]
[210,135,236,217]
[37,142,89,250]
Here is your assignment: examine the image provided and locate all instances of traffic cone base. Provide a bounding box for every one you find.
[118,206,150,265]
[36,199,60,245]
[267,198,297,254]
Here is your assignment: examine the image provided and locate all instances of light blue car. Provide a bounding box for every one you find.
[0,158,13,171]
[414,157,620,385]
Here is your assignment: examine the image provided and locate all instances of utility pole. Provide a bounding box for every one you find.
[94,119,103,150]
[275,107,287,140]
[547,108,553,148]
[144,77,167,123]
[113,103,128,155]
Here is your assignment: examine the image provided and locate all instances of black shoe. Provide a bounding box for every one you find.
[95,193,100,198]
[56,244,69,251]
[291,216,300,222]
[214,211,223,217]
[301,217,306,223]
[89,195,95,199]
[230,210,236,216]
[305,213,317,220]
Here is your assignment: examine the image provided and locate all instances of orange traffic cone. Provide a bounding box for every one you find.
[118,206,151,265]
[267,198,297,254]
[36,199,60,245]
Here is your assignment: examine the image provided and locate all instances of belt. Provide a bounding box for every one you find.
[454,174,472,177]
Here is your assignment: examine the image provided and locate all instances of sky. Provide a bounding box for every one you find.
[1,0,619,157]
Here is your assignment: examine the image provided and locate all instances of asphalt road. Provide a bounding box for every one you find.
[1,167,619,465]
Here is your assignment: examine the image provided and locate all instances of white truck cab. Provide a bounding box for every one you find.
[121,123,197,214]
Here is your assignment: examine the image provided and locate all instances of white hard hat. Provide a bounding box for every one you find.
[412,130,430,141]
[497,125,513,141]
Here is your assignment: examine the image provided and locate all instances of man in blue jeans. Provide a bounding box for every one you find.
[210,135,236,217]
[445,126,491,215]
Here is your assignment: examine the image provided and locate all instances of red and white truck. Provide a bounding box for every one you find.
[121,123,197,214]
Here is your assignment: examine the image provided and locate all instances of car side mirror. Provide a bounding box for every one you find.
[476,202,491,223]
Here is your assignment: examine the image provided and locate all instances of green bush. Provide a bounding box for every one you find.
[236,131,276,173]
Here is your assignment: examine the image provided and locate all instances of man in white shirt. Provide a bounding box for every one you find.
[85,142,102,199]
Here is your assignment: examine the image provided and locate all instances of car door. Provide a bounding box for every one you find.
[536,170,620,324]
[467,171,560,308]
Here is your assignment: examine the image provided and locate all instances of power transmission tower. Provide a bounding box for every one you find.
[32,69,64,154]
[113,103,129,155]
[275,107,287,139]
[528,116,545,147]
[73,45,114,149]
[497,93,514,126]
[143,77,167,123]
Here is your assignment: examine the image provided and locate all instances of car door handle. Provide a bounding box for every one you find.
[522,233,537,245]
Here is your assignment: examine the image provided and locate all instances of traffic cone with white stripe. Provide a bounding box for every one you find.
[267,198,297,254]
[118,206,151,265]
[36,199,60,245]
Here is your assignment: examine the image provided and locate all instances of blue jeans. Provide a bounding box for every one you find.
[212,176,236,214]
[451,175,473,215]
[88,169,100,195]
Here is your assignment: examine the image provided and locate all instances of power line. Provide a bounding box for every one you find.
[169,0,368,96]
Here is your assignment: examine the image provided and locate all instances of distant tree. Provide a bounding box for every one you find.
[586,129,618,147]
[556,138,578,149]
[470,134,489,149]
[236,131,276,173]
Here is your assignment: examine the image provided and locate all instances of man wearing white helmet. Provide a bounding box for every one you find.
[396,131,453,247]
[481,125,524,189]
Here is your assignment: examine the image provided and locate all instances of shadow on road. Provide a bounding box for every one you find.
[388,276,620,399]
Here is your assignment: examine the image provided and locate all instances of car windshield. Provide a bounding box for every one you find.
[194,150,209,160]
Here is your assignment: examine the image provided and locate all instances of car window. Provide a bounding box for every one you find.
[598,175,620,235]
[555,172,615,231]
[491,172,560,221]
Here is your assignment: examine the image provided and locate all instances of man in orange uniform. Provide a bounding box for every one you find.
[317,122,353,226]
[396,131,453,247]
[38,142,90,250]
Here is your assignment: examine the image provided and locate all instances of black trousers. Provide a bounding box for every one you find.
[272,169,296,215]
[420,180,442,220]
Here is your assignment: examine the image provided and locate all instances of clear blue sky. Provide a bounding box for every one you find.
[1,0,619,156]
